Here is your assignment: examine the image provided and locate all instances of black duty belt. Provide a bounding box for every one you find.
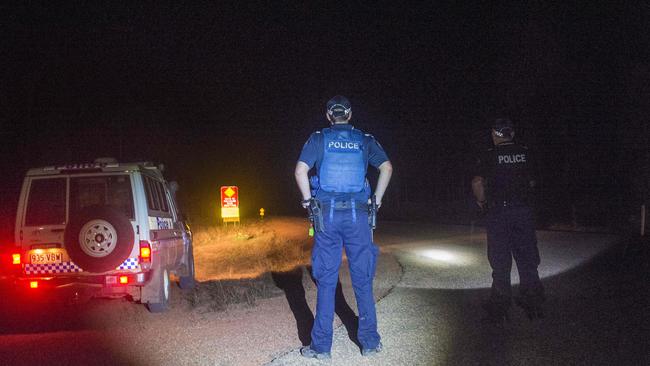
[321,200,369,210]
[490,200,526,209]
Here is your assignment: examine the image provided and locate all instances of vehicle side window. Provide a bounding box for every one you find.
[144,176,159,211]
[25,178,66,226]
[143,175,171,217]
[154,180,169,212]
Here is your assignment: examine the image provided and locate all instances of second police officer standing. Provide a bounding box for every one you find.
[472,118,545,323]
[294,95,393,359]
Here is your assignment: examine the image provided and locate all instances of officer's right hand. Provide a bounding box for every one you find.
[301,198,311,209]
[476,200,487,215]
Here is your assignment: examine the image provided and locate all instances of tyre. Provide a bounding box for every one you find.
[64,206,134,273]
[147,268,170,313]
[178,243,195,290]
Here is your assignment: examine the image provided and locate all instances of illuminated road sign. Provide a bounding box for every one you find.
[220,186,240,221]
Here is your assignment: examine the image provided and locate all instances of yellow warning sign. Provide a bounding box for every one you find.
[220,186,240,223]
[224,187,236,198]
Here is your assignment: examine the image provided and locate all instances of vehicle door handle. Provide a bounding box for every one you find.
[51,229,65,233]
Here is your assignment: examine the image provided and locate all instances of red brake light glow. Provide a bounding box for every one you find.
[139,241,151,262]
[12,253,21,265]
[30,281,38,289]
[119,276,128,284]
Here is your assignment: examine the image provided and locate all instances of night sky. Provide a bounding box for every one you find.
[1,2,649,237]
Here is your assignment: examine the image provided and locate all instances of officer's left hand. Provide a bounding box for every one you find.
[368,198,382,210]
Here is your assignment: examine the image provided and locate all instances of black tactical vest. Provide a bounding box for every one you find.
[479,141,535,207]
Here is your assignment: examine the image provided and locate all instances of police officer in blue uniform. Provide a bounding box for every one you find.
[295,95,393,359]
[472,118,544,322]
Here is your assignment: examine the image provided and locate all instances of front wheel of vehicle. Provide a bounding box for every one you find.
[147,268,170,313]
[179,244,195,290]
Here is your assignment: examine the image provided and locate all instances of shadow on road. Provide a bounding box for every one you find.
[0,285,98,334]
[271,267,313,346]
[272,266,361,349]
[0,285,142,365]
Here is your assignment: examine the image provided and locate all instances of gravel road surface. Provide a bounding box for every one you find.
[1,222,646,366]
[269,224,648,366]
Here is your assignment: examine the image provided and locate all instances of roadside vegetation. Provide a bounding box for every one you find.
[192,217,312,281]
[183,217,313,312]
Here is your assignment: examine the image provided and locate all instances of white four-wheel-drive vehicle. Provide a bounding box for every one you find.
[11,158,194,312]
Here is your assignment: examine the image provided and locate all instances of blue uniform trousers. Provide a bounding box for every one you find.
[486,206,543,305]
[310,207,380,353]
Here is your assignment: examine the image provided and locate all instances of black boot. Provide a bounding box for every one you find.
[481,299,510,324]
[515,288,545,320]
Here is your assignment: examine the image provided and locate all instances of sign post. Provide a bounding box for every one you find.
[220,186,240,225]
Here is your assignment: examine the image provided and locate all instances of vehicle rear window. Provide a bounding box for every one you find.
[70,175,134,219]
[25,178,67,226]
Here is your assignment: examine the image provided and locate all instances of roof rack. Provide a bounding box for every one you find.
[28,160,162,176]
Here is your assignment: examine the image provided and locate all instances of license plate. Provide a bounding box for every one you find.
[30,251,64,264]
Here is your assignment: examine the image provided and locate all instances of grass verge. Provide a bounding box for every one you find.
[192,217,312,281]
[185,217,313,311]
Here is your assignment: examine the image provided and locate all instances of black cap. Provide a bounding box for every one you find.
[492,118,514,137]
[326,95,351,118]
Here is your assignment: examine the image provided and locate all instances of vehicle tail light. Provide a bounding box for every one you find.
[30,281,38,289]
[12,253,21,265]
[119,276,129,284]
[139,241,151,263]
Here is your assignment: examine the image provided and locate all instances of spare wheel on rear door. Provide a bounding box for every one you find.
[64,206,134,272]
